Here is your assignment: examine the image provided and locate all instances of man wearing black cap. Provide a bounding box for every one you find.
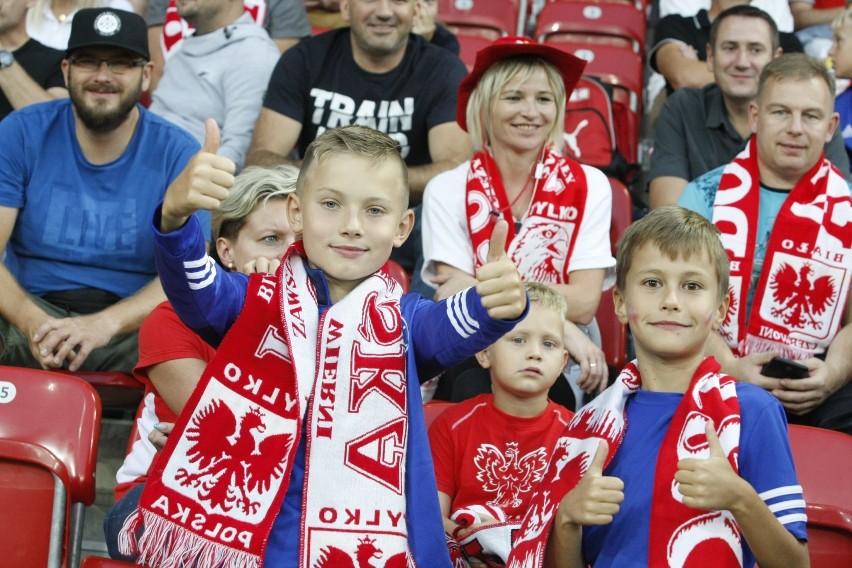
[0,8,208,374]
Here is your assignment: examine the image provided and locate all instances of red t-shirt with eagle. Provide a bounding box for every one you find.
[428,394,573,521]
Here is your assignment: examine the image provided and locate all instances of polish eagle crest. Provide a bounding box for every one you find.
[175,399,292,515]
[769,262,836,329]
[313,535,408,568]
[475,442,549,509]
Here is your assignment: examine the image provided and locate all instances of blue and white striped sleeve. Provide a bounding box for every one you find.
[405,287,528,381]
[152,207,249,346]
[737,383,808,542]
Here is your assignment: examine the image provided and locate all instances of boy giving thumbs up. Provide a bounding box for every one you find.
[507,207,808,568]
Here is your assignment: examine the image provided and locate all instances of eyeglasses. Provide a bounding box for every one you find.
[68,56,147,74]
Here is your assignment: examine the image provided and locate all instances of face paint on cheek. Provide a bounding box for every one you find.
[627,308,640,325]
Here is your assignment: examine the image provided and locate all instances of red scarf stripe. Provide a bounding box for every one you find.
[466,147,588,284]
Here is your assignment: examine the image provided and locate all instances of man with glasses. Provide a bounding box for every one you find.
[0,8,208,374]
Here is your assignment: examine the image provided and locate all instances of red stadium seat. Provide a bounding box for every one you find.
[544,38,643,104]
[0,366,101,568]
[594,178,632,371]
[535,0,647,54]
[787,425,852,567]
[387,259,411,293]
[60,370,145,411]
[608,177,632,255]
[438,0,526,38]
[456,31,495,71]
[80,558,136,567]
[596,290,626,371]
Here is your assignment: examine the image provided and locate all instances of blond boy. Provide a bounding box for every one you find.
[830,7,852,171]
[121,123,528,568]
[429,283,574,565]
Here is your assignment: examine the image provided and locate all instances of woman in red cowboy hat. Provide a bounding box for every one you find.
[421,37,615,401]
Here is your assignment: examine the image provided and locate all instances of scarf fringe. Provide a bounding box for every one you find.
[117,507,142,557]
[741,335,812,360]
[135,511,259,568]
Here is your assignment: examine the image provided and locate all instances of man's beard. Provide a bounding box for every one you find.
[70,78,143,133]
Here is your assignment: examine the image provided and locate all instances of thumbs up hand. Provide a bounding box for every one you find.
[475,219,527,320]
[675,419,748,511]
[160,118,237,233]
[556,440,624,527]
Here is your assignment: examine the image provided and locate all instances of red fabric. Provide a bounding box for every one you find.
[465,146,589,283]
[429,394,572,521]
[134,301,216,400]
[114,302,216,501]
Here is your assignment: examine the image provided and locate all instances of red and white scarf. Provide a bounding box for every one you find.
[506,357,743,568]
[120,243,411,567]
[713,137,852,359]
[466,147,588,283]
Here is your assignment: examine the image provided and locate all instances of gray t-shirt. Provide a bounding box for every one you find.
[145,0,310,39]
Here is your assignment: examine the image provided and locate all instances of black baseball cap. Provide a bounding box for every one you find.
[66,8,149,60]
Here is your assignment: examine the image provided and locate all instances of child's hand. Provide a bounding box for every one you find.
[148,422,174,452]
[453,515,500,541]
[675,420,748,512]
[556,440,624,527]
[475,219,527,320]
[241,256,281,275]
[160,119,236,233]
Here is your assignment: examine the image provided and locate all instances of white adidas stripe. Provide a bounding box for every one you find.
[447,288,479,338]
[777,513,808,525]
[184,256,216,290]
[759,485,803,501]
[768,499,806,514]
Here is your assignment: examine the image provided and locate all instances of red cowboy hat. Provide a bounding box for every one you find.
[457,36,587,132]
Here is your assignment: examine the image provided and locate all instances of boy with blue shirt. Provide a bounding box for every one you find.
[507,206,808,568]
[121,123,528,567]
[0,8,207,374]
[678,53,852,434]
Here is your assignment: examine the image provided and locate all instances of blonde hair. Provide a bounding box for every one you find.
[832,6,852,31]
[465,56,566,152]
[298,125,409,208]
[212,164,298,243]
[757,53,835,102]
[616,206,730,301]
[525,282,569,323]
